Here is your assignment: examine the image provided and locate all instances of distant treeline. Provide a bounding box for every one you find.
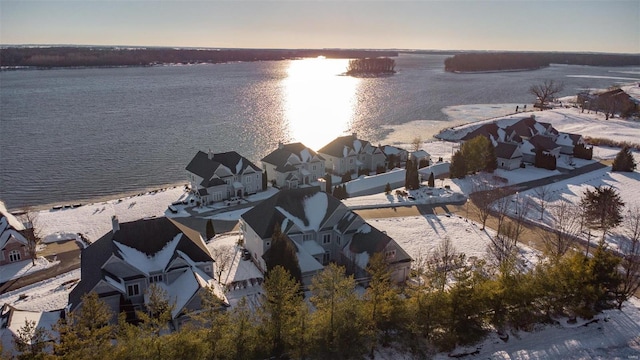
[345,57,395,75]
[0,47,399,68]
[444,52,640,72]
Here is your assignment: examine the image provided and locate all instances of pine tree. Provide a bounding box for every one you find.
[581,186,625,240]
[13,319,49,360]
[461,135,490,174]
[428,172,435,188]
[324,173,332,193]
[206,219,216,241]
[265,224,302,284]
[54,292,115,359]
[449,150,467,179]
[485,141,498,172]
[260,265,303,357]
[612,146,637,172]
[384,182,392,195]
[309,263,369,358]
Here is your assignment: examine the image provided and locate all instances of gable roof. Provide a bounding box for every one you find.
[529,134,561,152]
[0,201,29,250]
[186,150,260,180]
[495,142,521,159]
[261,142,323,171]
[348,225,412,264]
[69,217,213,311]
[241,187,342,239]
[317,134,372,158]
[504,117,538,139]
[461,123,500,142]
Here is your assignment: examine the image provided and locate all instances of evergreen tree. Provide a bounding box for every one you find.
[12,319,49,360]
[309,263,369,358]
[612,146,637,172]
[461,136,490,174]
[485,141,498,172]
[262,170,268,190]
[54,292,115,359]
[364,254,405,352]
[449,150,467,179]
[428,172,435,188]
[206,219,216,241]
[260,265,303,357]
[580,186,625,240]
[324,173,332,193]
[384,182,392,195]
[265,224,302,284]
[404,158,419,190]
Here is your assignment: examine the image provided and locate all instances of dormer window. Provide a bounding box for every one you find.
[303,233,314,241]
[149,274,165,284]
[127,283,140,297]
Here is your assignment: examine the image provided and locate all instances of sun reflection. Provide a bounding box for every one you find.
[282,57,359,150]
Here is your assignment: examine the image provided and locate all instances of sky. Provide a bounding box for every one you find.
[1,1,639,53]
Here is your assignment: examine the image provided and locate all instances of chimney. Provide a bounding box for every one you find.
[278,141,284,150]
[208,148,214,160]
[111,215,120,234]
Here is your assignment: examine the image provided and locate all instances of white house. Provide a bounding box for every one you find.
[261,142,325,189]
[555,132,585,155]
[495,142,523,170]
[69,217,227,325]
[318,134,386,176]
[239,187,412,286]
[186,150,263,205]
[0,202,30,266]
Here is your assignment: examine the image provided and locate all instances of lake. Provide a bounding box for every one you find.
[1,53,638,210]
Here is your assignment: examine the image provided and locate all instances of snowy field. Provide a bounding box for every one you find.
[509,167,640,253]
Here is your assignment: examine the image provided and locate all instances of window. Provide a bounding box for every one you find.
[323,251,331,265]
[127,283,140,297]
[349,159,354,164]
[385,250,396,260]
[149,274,164,284]
[337,236,341,245]
[303,233,314,241]
[9,250,20,262]
[322,234,331,244]
[266,241,271,247]
[312,165,316,171]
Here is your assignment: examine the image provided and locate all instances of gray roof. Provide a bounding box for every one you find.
[317,134,372,157]
[186,150,261,179]
[261,142,322,171]
[462,123,500,141]
[69,217,212,311]
[349,226,412,264]
[241,187,341,239]
[495,142,521,159]
[529,135,560,152]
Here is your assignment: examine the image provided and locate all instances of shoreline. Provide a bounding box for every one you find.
[10,181,188,214]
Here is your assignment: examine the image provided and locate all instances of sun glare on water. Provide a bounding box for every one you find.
[282,57,359,150]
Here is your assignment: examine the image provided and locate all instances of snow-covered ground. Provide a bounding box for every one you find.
[0,269,79,312]
[0,257,59,284]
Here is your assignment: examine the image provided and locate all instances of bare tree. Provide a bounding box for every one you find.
[488,222,519,271]
[411,136,422,152]
[533,185,552,220]
[529,80,564,110]
[427,237,463,292]
[616,206,640,309]
[210,245,233,284]
[19,208,42,266]
[542,201,582,259]
[511,196,531,245]
[471,176,500,230]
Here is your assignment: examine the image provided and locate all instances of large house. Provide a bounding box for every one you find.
[317,134,386,176]
[239,187,411,286]
[261,142,325,189]
[69,216,226,325]
[186,150,263,205]
[461,116,589,170]
[0,202,31,266]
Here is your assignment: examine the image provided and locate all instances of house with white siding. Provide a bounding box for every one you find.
[186,150,263,205]
[318,134,386,176]
[69,216,226,325]
[261,142,325,189]
[239,187,411,286]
